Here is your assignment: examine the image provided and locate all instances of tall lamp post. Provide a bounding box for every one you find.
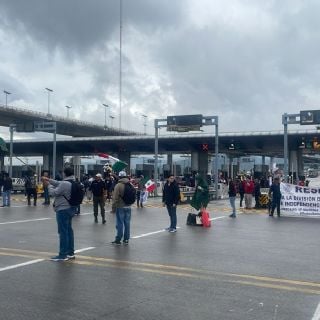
[65,105,72,118]
[4,90,11,107]
[141,114,147,135]
[45,87,53,115]
[109,115,115,127]
[102,104,109,128]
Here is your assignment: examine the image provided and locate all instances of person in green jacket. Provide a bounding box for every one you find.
[190,174,209,210]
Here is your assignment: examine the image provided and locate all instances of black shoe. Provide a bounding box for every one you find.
[102,220,106,224]
[123,240,129,245]
[111,240,121,246]
[269,213,273,217]
[94,217,98,223]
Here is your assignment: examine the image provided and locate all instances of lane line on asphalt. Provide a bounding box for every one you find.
[75,247,96,253]
[312,301,320,320]
[132,216,226,239]
[132,227,181,239]
[0,246,96,272]
[0,205,29,209]
[0,259,45,272]
[0,217,52,225]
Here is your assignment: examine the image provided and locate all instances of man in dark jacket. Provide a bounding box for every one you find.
[25,174,38,206]
[1,173,12,207]
[162,174,180,233]
[89,173,106,224]
[269,177,282,217]
[254,178,261,209]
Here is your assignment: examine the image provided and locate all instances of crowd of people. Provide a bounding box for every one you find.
[0,168,311,262]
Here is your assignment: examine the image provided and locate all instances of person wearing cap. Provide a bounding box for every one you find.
[24,173,38,206]
[89,173,107,224]
[111,170,132,245]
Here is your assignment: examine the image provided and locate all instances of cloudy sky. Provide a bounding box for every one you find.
[1,0,320,139]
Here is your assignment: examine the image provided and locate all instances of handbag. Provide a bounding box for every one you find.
[201,209,211,228]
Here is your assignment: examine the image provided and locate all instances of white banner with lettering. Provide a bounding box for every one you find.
[280,183,320,216]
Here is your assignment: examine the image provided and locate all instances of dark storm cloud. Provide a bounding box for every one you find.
[0,0,184,53]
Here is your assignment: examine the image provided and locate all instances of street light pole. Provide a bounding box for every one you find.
[65,105,72,118]
[109,115,115,127]
[102,104,109,128]
[141,114,147,135]
[3,90,11,107]
[45,88,53,115]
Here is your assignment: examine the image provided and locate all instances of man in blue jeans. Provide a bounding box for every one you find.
[1,173,12,207]
[162,174,180,232]
[42,167,77,261]
[111,171,132,245]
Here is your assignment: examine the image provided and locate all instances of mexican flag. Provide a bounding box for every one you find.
[97,153,128,172]
[145,179,156,192]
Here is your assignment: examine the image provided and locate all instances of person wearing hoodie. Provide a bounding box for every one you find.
[42,167,77,261]
[111,171,132,245]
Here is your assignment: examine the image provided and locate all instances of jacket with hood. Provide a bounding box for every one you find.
[112,177,130,211]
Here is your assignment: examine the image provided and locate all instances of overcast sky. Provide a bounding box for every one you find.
[1,0,320,139]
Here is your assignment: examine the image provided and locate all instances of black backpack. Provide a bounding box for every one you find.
[64,180,84,206]
[121,182,136,206]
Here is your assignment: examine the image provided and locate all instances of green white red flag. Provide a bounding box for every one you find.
[145,179,156,192]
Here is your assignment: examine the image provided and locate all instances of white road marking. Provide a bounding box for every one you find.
[75,247,95,253]
[0,205,28,208]
[132,227,181,239]
[0,218,52,225]
[132,216,227,239]
[0,259,44,272]
[210,216,227,221]
[0,247,96,272]
[311,301,320,320]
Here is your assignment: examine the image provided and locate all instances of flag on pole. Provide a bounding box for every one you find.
[145,179,156,192]
[97,152,128,172]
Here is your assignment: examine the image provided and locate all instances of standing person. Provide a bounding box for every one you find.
[190,174,209,211]
[238,178,245,207]
[228,178,237,218]
[162,174,180,233]
[42,171,50,205]
[269,177,282,217]
[89,173,106,224]
[1,173,12,207]
[254,178,261,209]
[111,171,134,245]
[244,176,254,209]
[25,173,38,206]
[42,167,77,261]
[104,176,114,204]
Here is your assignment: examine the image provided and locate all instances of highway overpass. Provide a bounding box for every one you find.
[0,104,139,137]
[3,129,320,157]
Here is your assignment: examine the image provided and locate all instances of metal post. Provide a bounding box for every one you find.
[52,123,57,179]
[154,119,159,196]
[65,105,72,118]
[9,124,15,177]
[102,104,109,128]
[45,88,53,115]
[119,0,122,129]
[4,90,11,107]
[141,114,147,135]
[283,113,288,182]
[214,117,219,200]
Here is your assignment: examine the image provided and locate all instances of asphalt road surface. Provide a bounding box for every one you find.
[0,194,319,320]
